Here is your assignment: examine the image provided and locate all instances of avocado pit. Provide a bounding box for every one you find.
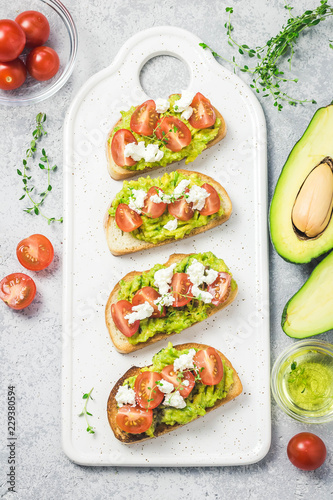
[292,157,333,240]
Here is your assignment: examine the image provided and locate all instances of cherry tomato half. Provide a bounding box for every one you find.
[168,189,194,221]
[132,286,165,318]
[0,20,26,62]
[111,129,137,167]
[130,100,159,136]
[0,59,26,90]
[207,272,231,306]
[134,371,164,409]
[16,234,54,271]
[111,300,139,337]
[116,405,153,434]
[199,183,220,216]
[193,347,224,386]
[141,186,167,218]
[189,92,216,129]
[155,116,191,152]
[0,273,36,310]
[287,433,327,471]
[115,203,143,232]
[26,46,59,81]
[161,365,195,398]
[15,11,50,48]
[171,273,193,307]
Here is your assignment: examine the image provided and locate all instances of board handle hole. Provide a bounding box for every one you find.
[139,55,190,99]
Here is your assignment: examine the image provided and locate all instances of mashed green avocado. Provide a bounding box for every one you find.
[108,94,221,171]
[123,343,234,437]
[117,252,237,345]
[109,170,224,244]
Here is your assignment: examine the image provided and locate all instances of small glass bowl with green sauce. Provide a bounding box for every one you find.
[271,340,333,423]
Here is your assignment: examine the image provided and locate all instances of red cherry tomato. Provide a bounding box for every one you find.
[115,203,143,232]
[134,371,164,409]
[171,273,193,307]
[132,286,165,318]
[155,116,191,151]
[111,129,137,167]
[26,46,60,81]
[193,347,224,385]
[15,11,50,48]
[161,365,195,398]
[287,433,327,471]
[130,100,159,136]
[16,234,54,271]
[111,300,139,337]
[0,59,26,90]
[168,189,194,221]
[0,273,36,310]
[199,183,221,216]
[116,405,153,434]
[207,272,231,306]
[0,20,26,62]
[189,92,216,129]
[141,186,167,218]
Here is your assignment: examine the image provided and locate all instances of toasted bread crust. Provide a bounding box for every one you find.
[104,169,232,256]
[105,253,238,353]
[106,101,227,181]
[107,343,243,443]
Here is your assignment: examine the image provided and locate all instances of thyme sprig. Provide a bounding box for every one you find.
[200,1,333,110]
[18,112,63,224]
[79,387,95,434]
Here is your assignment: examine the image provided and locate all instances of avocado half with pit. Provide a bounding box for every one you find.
[270,104,333,263]
[282,250,333,338]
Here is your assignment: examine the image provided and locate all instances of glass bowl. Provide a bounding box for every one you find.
[0,0,77,106]
[271,340,333,424]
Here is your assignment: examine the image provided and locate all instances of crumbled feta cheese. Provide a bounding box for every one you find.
[174,90,195,112]
[191,284,213,304]
[154,292,175,311]
[125,301,154,325]
[182,380,190,387]
[181,106,193,120]
[203,268,218,285]
[173,349,196,372]
[128,188,147,214]
[163,390,186,409]
[187,259,206,286]
[154,264,176,295]
[186,185,210,211]
[115,385,136,407]
[124,141,164,163]
[157,379,174,394]
[163,218,178,231]
[155,98,169,113]
[150,192,163,204]
[173,179,191,199]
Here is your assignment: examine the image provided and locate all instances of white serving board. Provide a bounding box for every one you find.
[62,26,270,466]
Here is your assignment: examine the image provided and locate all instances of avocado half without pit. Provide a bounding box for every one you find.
[270,104,333,263]
[282,250,333,338]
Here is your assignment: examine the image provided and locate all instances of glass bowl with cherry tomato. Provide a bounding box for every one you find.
[0,0,77,106]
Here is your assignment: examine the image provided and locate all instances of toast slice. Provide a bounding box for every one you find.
[107,343,243,443]
[106,97,227,181]
[104,169,232,256]
[105,253,238,353]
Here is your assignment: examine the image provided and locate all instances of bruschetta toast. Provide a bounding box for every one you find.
[107,342,243,443]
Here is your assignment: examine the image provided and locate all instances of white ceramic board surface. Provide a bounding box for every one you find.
[62,26,270,466]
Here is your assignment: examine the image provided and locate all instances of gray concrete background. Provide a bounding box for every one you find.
[1,0,333,498]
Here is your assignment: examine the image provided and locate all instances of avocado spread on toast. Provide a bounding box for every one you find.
[123,343,234,437]
[109,171,224,244]
[117,252,237,345]
[108,94,221,171]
